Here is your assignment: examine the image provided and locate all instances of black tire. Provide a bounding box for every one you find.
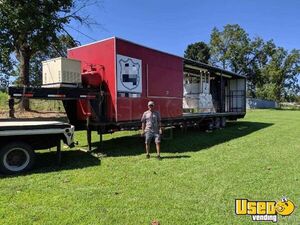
[0,142,35,174]
[207,120,214,130]
[214,117,221,129]
[221,117,227,128]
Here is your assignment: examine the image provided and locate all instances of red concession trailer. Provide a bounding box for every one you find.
[8,37,246,144]
[65,37,246,128]
[67,37,183,123]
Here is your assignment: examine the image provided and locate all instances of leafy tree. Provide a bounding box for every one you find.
[242,38,277,97]
[209,24,262,96]
[209,24,251,72]
[0,39,16,89]
[0,0,94,110]
[258,48,300,101]
[184,41,210,64]
[29,35,79,87]
[185,24,300,101]
[296,95,300,104]
[0,47,13,89]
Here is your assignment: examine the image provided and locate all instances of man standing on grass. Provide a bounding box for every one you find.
[141,101,162,160]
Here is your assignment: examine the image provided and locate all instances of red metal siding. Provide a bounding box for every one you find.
[67,37,183,123]
[67,38,117,121]
[116,38,183,122]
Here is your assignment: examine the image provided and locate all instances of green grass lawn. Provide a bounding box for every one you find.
[1,109,300,225]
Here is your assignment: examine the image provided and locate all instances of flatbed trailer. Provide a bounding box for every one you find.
[0,120,74,174]
[7,86,245,151]
[8,85,245,125]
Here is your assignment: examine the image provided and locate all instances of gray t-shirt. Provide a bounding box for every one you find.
[141,110,161,133]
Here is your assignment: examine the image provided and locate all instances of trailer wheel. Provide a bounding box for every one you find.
[0,142,35,174]
[214,117,221,129]
[207,120,214,130]
[221,117,227,128]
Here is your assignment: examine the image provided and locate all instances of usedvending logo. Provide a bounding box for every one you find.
[235,197,295,222]
[118,58,141,91]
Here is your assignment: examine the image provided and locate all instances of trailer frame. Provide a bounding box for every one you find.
[8,86,246,152]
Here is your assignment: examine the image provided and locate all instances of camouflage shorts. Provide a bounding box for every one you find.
[145,131,161,144]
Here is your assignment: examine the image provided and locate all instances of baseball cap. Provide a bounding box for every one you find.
[148,101,154,106]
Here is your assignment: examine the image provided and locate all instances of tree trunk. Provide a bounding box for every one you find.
[19,47,31,111]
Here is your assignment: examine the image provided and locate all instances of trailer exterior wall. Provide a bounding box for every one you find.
[66,37,245,126]
[67,38,117,122]
[115,38,183,122]
[68,37,183,123]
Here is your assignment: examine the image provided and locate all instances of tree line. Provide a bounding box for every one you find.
[0,0,97,110]
[0,1,299,107]
[184,24,300,102]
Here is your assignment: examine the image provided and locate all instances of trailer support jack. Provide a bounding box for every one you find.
[86,116,92,152]
[98,131,103,150]
[56,140,61,165]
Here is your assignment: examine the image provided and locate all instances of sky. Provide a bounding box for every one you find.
[67,0,300,57]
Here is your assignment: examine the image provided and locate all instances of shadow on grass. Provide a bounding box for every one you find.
[0,121,272,178]
[34,150,101,171]
[160,155,191,159]
[91,121,273,157]
[0,150,100,179]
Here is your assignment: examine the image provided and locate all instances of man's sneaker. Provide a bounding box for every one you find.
[146,154,150,159]
[157,155,162,160]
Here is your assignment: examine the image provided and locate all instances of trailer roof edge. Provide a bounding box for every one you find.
[115,37,183,59]
[67,36,183,59]
[67,37,116,51]
[67,37,246,79]
[184,58,247,79]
